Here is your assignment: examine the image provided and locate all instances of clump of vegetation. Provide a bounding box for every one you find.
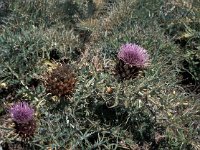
[0,0,199,149]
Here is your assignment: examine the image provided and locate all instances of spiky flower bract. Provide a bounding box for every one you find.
[10,102,34,124]
[117,43,149,68]
[14,119,36,139]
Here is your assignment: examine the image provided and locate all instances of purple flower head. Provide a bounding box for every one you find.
[10,102,34,124]
[117,43,149,68]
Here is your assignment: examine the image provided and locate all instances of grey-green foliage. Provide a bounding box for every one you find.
[0,26,48,84]
[158,0,200,84]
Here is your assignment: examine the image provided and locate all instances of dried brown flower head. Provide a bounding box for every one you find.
[44,64,76,97]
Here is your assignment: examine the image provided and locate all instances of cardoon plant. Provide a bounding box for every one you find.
[10,102,34,123]
[9,102,36,139]
[116,43,150,79]
[117,43,149,68]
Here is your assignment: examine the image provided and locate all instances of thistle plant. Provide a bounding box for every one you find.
[10,102,34,123]
[117,43,149,68]
[116,43,150,79]
[9,102,36,139]
[1,0,199,149]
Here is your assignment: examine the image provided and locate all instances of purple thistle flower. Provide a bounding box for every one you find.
[10,102,34,124]
[117,43,149,68]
